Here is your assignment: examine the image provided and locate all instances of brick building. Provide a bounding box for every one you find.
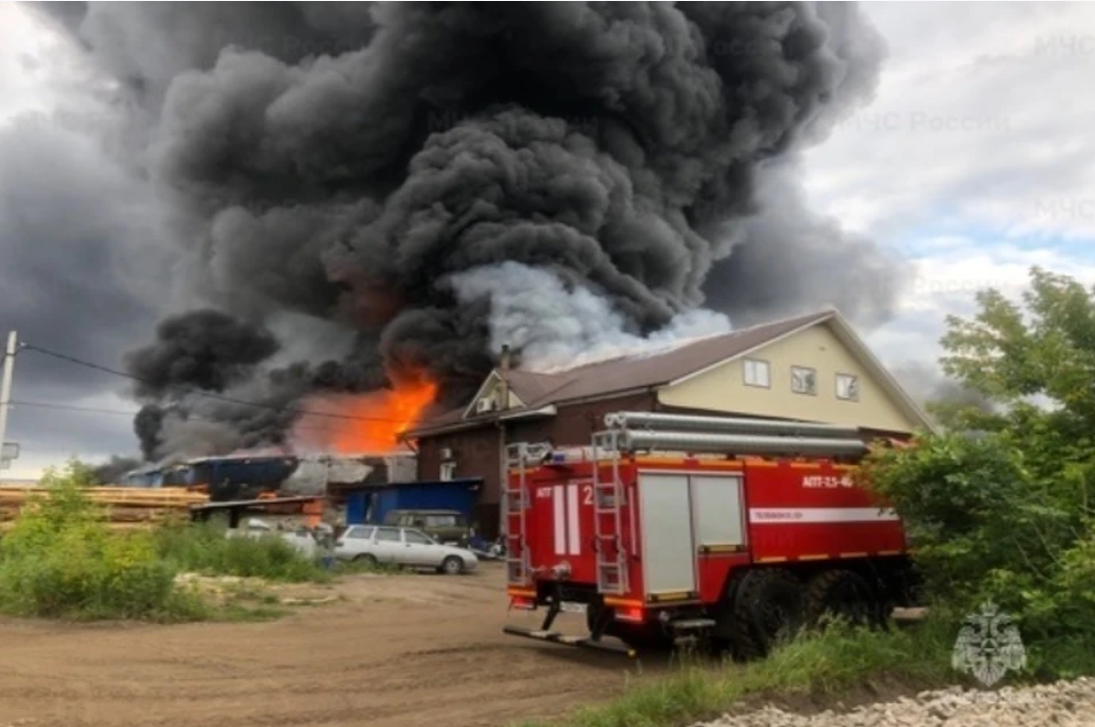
[401,308,934,537]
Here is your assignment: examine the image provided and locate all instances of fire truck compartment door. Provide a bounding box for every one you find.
[691,475,745,549]
[638,473,697,595]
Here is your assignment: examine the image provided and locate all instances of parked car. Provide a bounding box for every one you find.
[382,509,471,546]
[334,524,478,575]
[225,518,331,559]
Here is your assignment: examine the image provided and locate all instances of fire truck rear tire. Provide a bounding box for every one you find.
[732,568,806,660]
[805,569,882,628]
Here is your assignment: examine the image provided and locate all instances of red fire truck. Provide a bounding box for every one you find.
[502,412,919,658]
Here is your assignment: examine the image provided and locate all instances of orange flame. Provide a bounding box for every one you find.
[291,375,439,455]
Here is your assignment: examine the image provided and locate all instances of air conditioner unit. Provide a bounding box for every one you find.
[475,398,496,414]
[440,447,453,460]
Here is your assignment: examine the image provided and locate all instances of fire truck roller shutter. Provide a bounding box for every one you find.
[637,473,697,596]
[690,475,746,551]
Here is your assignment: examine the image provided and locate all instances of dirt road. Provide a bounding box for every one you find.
[0,564,665,727]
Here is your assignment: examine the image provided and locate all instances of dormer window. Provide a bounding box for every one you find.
[475,396,498,414]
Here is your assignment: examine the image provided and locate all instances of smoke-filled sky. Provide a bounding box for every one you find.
[1,2,1092,477]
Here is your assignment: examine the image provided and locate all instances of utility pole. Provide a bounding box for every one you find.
[0,331,17,469]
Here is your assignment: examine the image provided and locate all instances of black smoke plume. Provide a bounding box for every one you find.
[90,455,144,485]
[126,309,280,398]
[32,2,902,462]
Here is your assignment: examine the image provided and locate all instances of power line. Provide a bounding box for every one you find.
[11,400,136,417]
[8,398,378,436]
[16,343,425,426]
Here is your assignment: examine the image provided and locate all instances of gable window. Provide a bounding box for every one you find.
[791,366,817,395]
[836,373,860,401]
[743,358,770,388]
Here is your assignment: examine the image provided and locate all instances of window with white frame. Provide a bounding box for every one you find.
[836,373,860,401]
[791,365,817,395]
[743,358,770,388]
[439,461,456,481]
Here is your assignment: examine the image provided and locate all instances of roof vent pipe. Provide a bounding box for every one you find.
[498,344,511,410]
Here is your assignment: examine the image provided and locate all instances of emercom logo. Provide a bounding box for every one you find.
[951,599,1027,686]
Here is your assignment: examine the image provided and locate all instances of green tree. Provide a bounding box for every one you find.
[941,266,1095,419]
[862,267,1095,676]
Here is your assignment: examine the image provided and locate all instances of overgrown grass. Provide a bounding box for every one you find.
[0,463,208,621]
[514,619,957,727]
[0,461,354,622]
[153,520,334,583]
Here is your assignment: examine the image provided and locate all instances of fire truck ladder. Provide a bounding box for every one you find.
[503,442,535,587]
[591,430,629,596]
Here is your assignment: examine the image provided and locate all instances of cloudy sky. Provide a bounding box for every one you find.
[1,2,1093,479]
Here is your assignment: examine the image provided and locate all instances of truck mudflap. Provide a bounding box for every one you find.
[502,624,637,657]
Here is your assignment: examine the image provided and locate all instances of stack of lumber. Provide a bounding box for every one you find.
[0,486,209,528]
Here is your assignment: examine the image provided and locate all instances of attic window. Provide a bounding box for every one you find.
[791,366,817,395]
[743,358,770,388]
[475,394,498,414]
[836,373,860,401]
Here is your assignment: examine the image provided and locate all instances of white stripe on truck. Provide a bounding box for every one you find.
[567,483,580,555]
[748,507,898,523]
[553,485,566,554]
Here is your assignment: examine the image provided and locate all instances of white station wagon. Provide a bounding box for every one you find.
[335,524,479,575]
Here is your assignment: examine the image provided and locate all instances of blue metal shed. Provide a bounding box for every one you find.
[120,456,299,497]
[344,478,482,526]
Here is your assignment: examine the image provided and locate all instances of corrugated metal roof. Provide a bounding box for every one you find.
[405,310,832,437]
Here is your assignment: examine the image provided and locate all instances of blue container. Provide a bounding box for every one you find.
[344,478,481,526]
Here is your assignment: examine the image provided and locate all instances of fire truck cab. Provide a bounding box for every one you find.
[502,412,919,658]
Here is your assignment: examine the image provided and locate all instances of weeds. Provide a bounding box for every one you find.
[153,520,333,583]
[515,620,956,727]
[0,461,343,622]
[0,462,207,621]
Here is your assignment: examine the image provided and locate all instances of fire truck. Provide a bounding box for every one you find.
[501,412,919,658]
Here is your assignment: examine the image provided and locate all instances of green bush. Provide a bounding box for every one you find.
[0,461,206,621]
[0,461,351,622]
[153,520,332,583]
[856,266,1095,680]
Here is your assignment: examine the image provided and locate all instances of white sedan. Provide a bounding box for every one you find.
[334,524,479,575]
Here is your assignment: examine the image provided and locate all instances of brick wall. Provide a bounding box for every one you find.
[415,424,501,535]
[414,390,659,537]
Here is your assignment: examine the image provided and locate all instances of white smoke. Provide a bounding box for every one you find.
[449,261,732,372]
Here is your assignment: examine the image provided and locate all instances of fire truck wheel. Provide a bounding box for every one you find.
[733,568,806,660]
[805,569,880,628]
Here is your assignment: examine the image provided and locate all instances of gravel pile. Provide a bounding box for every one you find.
[695,678,1095,727]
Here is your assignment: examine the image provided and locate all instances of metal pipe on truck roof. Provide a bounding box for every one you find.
[615,429,869,457]
[603,411,862,439]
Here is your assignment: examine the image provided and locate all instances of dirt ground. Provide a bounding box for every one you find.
[0,563,671,727]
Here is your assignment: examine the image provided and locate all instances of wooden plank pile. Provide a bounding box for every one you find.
[0,486,210,529]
